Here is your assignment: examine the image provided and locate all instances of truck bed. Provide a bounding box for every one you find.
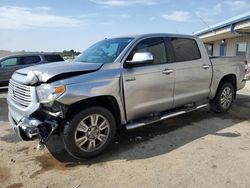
[209,56,246,99]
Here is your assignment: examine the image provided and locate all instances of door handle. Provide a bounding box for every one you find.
[125,77,136,82]
[202,64,210,69]
[162,69,173,75]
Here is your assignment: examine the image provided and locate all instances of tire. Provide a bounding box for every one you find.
[62,106,116,159]
[210,82,235,113]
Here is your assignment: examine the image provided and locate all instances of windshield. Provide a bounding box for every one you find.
[75,38,134,64]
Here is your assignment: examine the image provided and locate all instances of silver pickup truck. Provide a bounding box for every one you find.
[7,34,248,159]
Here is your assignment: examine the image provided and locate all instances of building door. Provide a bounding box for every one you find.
[220,43,227,56]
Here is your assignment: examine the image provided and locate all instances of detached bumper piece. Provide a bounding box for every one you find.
[8,112,59,150]
[9,113,41,140]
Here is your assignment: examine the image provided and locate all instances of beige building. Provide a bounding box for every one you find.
[194,12,250,62]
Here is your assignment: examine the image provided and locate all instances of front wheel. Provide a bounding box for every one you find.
[62,107,116,159]
[210,82,235,113]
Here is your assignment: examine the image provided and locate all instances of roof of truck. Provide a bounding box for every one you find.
[109,33,197,40]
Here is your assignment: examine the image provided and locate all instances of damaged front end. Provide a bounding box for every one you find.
[8,113,59,149]
[8,72,69,150]
[8,97,67,150]
[8,61,103,149]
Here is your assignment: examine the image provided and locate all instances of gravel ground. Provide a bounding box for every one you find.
[0,82,250,188]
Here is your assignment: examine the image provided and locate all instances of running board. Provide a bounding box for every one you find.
[126,104,208,130]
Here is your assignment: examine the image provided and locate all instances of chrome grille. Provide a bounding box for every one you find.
[8,79,31,107]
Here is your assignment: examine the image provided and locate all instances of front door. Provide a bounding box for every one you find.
[122,37,175,121]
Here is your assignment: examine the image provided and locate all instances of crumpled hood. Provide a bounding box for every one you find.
[16,61,103,83]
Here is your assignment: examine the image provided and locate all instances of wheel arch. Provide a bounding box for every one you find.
[65,95,122,131]
[216,74,237,99]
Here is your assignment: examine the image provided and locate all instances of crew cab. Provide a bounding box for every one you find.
[7,34,248,159]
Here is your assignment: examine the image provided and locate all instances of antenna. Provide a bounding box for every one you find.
[199,17,215,33]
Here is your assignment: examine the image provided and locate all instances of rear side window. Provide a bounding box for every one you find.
[44,55,64,62]
[171,38,201,62]
[20,56,41,65]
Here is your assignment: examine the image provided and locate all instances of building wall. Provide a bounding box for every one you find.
[212,35,250,61]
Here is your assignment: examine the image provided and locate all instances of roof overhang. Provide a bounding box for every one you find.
[195,12,250,43]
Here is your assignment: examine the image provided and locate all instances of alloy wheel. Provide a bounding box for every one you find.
[220,87,233,110]
[74,114,110,152]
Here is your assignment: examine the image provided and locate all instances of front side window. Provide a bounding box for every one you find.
[127,37,167,64]
[0,58,18,67]
[236,42,247,56]
[171,38,201,62]
[75,38,133,64]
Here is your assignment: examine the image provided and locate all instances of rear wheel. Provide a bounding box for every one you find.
[62,106,116,159]
[210,82,235,113]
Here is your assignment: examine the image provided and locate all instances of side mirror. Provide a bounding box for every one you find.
[126,52,154,66]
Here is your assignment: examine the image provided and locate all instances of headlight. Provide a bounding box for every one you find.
[36,84,66,104]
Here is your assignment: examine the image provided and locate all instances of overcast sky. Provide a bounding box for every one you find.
[0,0,250,52]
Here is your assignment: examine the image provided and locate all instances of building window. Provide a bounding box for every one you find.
[236,42,247,56]
[205,44,213,56]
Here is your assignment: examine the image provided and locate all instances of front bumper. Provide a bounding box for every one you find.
[7,84,41,140]
[8,112,42,140]
[8,95,64,141]
[7,78,63,142]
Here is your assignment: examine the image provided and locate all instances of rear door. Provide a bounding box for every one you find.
[169,37,212,107]
[122,37,175,121]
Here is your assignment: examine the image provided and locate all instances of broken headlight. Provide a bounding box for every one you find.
[36,84,66,104]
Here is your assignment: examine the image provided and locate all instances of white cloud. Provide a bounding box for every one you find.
[32,6,52,11]
[194,0,250,28]
[98,21,114,25]
[196,3,222,19]
[196,1,250,22]
[0,6,84,29]
[213,3,222,14]
[90,0,158,7]
[120,14,130,19]
[162,11,190,22]
[225,0,250,10]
